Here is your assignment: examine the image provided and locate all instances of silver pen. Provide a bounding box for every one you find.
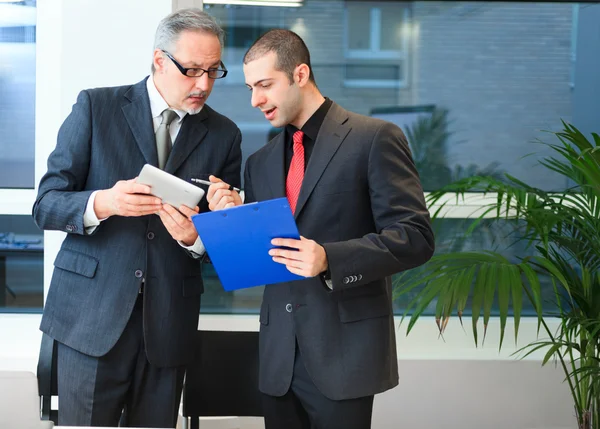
[191,178,241,193]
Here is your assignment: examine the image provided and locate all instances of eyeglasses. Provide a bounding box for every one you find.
[161,50,228,79]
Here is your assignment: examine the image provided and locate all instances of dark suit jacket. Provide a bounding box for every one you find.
[33,78,242,368]
[244,102,434,400]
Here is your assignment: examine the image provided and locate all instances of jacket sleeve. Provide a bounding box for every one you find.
[32,90,95,235]
[220,127,243,191]
[322,121,435,290]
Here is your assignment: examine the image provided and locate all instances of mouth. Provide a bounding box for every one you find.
[262,107,276,121]
[187,93,206,102]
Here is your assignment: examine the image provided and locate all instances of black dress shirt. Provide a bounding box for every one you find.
[283,97,334,283]
[284,98,333,175]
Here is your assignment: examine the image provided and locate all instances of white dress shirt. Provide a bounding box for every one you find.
[83,75,205,255]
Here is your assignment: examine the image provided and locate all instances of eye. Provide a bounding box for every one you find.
[261,83,271,89]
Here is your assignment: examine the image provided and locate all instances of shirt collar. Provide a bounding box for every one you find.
[285,97,333,142]
[146,75,188,123]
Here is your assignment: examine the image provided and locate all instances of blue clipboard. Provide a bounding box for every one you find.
[191,198,304,291]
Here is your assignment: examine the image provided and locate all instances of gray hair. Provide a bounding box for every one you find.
[151,8,224,74]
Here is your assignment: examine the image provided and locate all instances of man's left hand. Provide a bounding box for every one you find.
[158,204,199,246]
[269,236,328,278]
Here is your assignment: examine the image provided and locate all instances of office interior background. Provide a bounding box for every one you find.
[0,0,598,427]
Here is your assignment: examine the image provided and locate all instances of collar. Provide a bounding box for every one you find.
[285,97,333,141]
[146,75,189,123]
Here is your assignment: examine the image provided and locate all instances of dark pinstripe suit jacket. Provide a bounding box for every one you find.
[33,78,242,367]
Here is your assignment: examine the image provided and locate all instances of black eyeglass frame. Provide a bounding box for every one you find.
[161,50,228,79]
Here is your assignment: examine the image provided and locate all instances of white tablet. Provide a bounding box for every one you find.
[136,164,205,209]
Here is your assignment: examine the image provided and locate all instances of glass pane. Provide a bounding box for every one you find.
[346,3,371,50]
[0,1,36,189]
[380,4,405,51]
[203,1,599,314]
[201,264,263,314]
[0,215,43,312]
[393,218,553,316]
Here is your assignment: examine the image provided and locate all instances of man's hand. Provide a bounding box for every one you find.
[268,236,328,278]
[94,178,162,219]
[207,175,242,211]
[158,204,200,246]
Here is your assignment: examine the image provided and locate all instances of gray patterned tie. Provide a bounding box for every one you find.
[156,109,178,169]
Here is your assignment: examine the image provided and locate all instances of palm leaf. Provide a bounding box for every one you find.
[394,121,600,427]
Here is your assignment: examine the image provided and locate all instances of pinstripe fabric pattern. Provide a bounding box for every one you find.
[286,130,304,213]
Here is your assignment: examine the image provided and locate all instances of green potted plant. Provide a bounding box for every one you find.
[394,122,600,429]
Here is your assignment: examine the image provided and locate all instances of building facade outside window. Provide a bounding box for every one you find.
[200,1,597,316]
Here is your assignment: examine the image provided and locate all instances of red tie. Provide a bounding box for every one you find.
[286,130,305,214]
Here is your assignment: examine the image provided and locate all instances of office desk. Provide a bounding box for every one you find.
[0,243,43,307]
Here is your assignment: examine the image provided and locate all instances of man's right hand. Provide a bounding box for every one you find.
[94,178,163,219]
[207,175,242,211]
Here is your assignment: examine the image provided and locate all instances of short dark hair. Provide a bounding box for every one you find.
[243,29,315,85]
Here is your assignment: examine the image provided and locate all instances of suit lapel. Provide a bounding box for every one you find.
[294,103,351,219]
[263,132,287,199]
[122,79,156,166]
[165,108,208,174]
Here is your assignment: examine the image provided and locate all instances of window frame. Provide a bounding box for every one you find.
[343,4,410,88]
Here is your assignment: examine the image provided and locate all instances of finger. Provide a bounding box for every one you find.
[157,209,174,227]
[271,256,306,271]
[178,205,199,218]
[207,182,231,201]
[123,204,164,215]
[269,248,303,261]
[123,194,162,206]
[281,263,308,278]
[124,180,153,195]
[271,238,302,249]
[215,196,235,210]
[209,194,234,211]
[209,175,222,183]
[162,204,188,224]
[211,188,232,202]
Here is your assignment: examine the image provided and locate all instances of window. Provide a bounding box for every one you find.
[344,1,410,88]
[0,215,43,312]
[0,1,36,189]
[0,0,40,314]
[392,218,554,316]
[202,2,598,316]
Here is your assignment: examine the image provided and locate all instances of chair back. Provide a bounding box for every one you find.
[182,330,262,428]
[37,333,59,425]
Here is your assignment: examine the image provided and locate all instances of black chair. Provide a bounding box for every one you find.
[182,330,263,429]
[36,333,59,425]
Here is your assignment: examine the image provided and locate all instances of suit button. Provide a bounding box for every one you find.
[285,303,293,313]
[66,225,74,232]
[134,270,143,278]
[147,232,155,240]
[343,277,350,284]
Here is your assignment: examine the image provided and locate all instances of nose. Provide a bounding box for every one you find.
[195,73,211,91]
[251,90,264,108]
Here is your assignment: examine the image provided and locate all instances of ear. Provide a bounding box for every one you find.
[153,49,167,73]
[294,63,311,87]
